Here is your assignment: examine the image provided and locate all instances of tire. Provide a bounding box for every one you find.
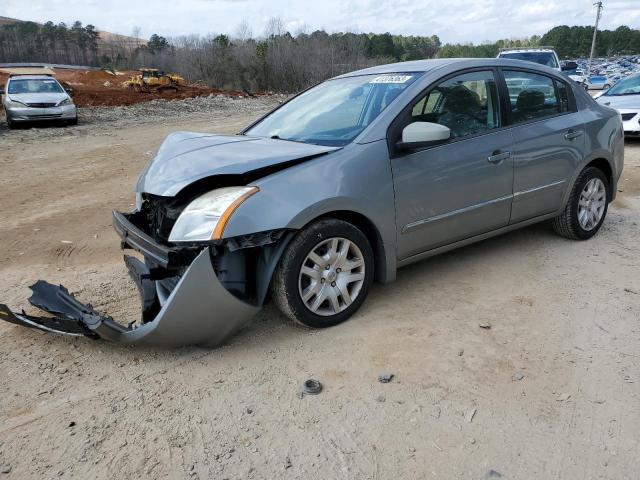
[68,116,78,126]
[5,113,14,129]
[603,84,611,90]
[271,218,374,328]
[552,167,609,240]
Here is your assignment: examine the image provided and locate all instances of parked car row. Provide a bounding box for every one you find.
[556,57,640,136]
[561,56,640,89]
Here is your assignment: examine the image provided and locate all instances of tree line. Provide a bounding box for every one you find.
[0,21,100,66]
[439,25,640,59]
[1,19,639,92]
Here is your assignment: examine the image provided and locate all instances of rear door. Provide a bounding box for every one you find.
[501,69,585,223]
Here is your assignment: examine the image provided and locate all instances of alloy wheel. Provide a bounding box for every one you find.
[578,178,606,231]
[298,237,366,316]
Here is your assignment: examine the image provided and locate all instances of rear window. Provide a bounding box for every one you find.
[8,78,63,94]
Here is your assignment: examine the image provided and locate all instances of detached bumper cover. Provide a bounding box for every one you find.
[0,212,260,347]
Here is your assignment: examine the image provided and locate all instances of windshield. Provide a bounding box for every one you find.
[500,52,558,69]
[605,75,640,96]
[245,73,421,146]
[8,78,64,94]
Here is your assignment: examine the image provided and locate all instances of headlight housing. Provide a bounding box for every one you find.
[169,186,259,242]
[58,98,73,106]
[6,98,27,108]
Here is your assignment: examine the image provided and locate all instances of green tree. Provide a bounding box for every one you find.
[147,34,169,53]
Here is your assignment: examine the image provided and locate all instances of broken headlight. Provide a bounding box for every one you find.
[168,186,259,243]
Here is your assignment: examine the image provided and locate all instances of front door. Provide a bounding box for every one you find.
[391,69,515,260]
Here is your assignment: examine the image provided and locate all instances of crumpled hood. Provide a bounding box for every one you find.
[596,94,640,109]
[136,132,340,197]
[9,92,69,105]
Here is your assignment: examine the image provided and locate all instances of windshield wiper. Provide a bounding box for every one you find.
[268,135,311,145]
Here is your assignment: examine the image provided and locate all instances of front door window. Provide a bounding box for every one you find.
[410,70,501,139]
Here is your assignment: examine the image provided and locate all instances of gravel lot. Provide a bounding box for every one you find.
[0,98,639,480]
[0,94,285,142]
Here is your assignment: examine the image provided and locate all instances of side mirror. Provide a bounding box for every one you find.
[64,87,74,96]
[397,122,451,151]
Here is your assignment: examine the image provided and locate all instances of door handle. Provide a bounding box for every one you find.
[487,151,511,164]
[564,129,583,140]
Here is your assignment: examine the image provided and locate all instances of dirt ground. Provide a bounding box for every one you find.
[0,101,639,480]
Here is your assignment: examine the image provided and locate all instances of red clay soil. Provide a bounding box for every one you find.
[0,68,244,108]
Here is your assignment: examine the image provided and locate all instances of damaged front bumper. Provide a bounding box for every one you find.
[0,212,264,347]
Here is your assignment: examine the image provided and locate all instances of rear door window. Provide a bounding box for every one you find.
[503,70,560,123]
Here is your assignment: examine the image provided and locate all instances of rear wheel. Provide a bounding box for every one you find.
[603,84,611,90]
[552,167,609,240]
[271,218,374,328]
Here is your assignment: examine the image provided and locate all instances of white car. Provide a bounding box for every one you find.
[596,72,640,136]
[497,48,561,72]
[2,74,77,129]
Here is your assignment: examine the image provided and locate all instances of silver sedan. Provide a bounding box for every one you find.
[3,74,77,128]
[0,58,624,347]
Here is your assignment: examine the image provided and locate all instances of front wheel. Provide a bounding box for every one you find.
[271,218,374,328]
[552,167,609,240]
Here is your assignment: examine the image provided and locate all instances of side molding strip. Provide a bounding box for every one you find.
[513,180,566,199]
[401,179,567,235]
[402,195,513,234]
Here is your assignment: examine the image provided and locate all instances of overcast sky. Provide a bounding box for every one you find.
[2,0,639,43]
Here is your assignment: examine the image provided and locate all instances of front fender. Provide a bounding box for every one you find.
[222,140,398,283]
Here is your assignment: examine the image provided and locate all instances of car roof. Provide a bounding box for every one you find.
[499,48,556,53]
[335,58,562,78]
[8,75,59,81]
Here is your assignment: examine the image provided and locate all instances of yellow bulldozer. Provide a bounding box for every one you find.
[123,68,187,93]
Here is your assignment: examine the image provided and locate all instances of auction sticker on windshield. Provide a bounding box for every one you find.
[370,75,414,84]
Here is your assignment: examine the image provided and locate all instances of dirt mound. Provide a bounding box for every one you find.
[60,69,245,107]
[70,85,242,107]
[1,67,244,107]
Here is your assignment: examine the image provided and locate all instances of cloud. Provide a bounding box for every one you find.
[2,0,639,43]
